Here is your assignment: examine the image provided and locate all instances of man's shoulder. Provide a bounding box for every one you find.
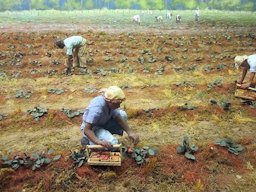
[90,95,105,106]
[248,54,256,58]
[248,55,256,62]
[64,36,83,43]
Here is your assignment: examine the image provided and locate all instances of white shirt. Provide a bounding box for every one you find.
[247,54,256,72]
[195,10,199,16]
[133,15,140,22]
[64,36,84,56]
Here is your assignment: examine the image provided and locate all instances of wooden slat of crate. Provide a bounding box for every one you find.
[87,153,121,166]
[87,144,122,149]
[235,88,256,100]
[87,159,121,166]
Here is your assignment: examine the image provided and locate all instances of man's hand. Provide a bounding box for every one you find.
[235,80,242,85]
[98,140,113,148]
[128,133,140,145]
[240,82,251,89]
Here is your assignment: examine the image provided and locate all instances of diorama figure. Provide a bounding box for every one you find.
[176,15,181,23]
[55,35,87,74]
[80,86,140,148]
[195,8,200,21]
[235,54,256,89]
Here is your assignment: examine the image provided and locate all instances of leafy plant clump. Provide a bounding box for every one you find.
[123,146,157,165]
[27,106,48,120]
[61,108,84,118]
[15,90,32,99]
[176,136,198,160]
[219,101,231,111]
[209,99,231,111]
[241,100,256,108]
[84,87,98,93]
[207,78,223,89]
[70,149,87,167]
[48,88,64,95]
[175,81,195,87]
[180,103,197,110]
[165,55,174,62]
[0,113,7,121]
[215,138,244,155]
[1,149,61,171]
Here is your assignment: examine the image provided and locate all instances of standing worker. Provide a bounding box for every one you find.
[132,14,141,25]
[235,54,256,89]
[176,15,181,23]
[194,8,200,21]
[55,36,87,75]
[80,86,140,148]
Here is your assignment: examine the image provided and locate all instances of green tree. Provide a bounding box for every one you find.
[138,0,148,9]
[31,0,47,9]
[45,0,60,9]
[221,0,240,10]
[64,0,81,9]
[84,0,94,9]
[243,0,254,11]
[138,0,164,10]
[173,0,198,9]
[115,0,132,9]
[0,0,22,10]
[208,0,222,10]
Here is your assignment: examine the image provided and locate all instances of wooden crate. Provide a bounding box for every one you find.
[86,144,122,166]
[235,84,256,101]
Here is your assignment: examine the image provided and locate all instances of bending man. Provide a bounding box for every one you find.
[55,36,87,74]
[80,86,139,148]
[235,54,256,89]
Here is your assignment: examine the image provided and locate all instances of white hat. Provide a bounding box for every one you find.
[102,86,125,103]
[234,55,248,69]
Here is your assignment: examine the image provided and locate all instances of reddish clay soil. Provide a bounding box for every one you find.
[1,22,256,192]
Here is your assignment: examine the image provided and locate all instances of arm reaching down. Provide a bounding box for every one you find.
[115,115,140,144]
[238,66,248,84]
[83,123,113,148]
[66,55,73,69]
[240,72,255,89]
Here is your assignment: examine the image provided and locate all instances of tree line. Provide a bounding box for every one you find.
[0,0,255,11]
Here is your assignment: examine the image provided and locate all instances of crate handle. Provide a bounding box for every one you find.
[86,144,122,149]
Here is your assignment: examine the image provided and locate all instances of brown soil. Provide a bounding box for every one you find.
[0,21,256,192]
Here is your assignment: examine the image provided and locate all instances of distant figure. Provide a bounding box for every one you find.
[235,54,256,89]
[176,15,181,23]
[147,10,153,14]
[195,8,200,21]
[55,36,87,75]
[132,14,140,25]
[155,16,163,22]
[166,12,173,20]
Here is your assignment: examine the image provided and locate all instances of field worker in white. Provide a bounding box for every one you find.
[155,16,163,22]
[80,86,140,148]
[235,54,256,89]
[132,14,140,25]
[195,8,200,21]
[55,36,87,74]
[166,12,172,19]
[176,15,181,23]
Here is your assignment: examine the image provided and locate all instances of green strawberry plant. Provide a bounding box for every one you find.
[176,136,198,161]
[1,149,61,171]
[123,146,157,165]
[70,149,86,167]
[215,138,244,155]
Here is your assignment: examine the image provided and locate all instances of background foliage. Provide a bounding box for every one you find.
[0,0,256,11]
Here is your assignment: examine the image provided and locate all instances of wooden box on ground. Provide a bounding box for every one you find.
[235,84,256,101]
[86,144,122,166]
